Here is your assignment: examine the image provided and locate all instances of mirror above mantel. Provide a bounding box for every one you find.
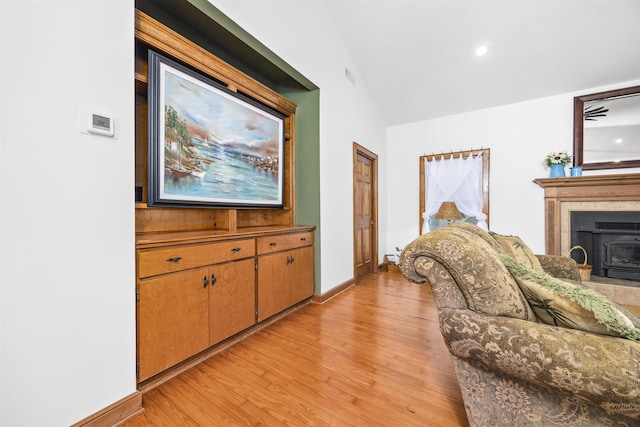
[573,85,640,171]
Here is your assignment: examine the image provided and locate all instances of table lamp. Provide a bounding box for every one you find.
[435,201,462,224]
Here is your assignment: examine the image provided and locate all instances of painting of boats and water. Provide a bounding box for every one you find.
[151,54,284,208]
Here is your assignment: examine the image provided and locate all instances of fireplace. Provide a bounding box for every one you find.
[571,211,640,280]
[534,174,640,305]
[533,173,640,256]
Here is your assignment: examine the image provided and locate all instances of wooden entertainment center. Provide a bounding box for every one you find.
[134,11,315,386]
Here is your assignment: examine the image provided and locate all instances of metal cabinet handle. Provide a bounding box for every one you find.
[231,247,241,252]
[211,273,217,286]
[269,242,277,247]
[203,275,209,288]
[300,237,306,241]
[166,257,182,263]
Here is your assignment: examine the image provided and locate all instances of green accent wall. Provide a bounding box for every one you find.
[283,89,321,291]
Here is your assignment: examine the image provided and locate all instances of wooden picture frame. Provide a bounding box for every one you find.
[147,50,285,209]
[573,85,640,171]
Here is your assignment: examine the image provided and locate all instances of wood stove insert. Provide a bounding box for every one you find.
[571,211,640,281]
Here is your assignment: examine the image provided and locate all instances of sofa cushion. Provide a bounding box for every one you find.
[500,254,640,340]
[448,222,503,252]
[401,224,535,320]
[490,232,544,271]
[536,254,582,282]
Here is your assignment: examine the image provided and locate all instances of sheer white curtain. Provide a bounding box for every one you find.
[422,152,487,233]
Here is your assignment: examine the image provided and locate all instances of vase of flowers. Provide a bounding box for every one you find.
[544,151,572,178]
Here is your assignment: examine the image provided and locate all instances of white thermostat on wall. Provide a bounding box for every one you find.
[80,109,116,138]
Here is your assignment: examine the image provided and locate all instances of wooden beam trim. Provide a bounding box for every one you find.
[311,278,356,304]
[422,148,486,162]
[70,392,143,427]
[135,10,296,116]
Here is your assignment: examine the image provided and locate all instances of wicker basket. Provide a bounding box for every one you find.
[567,245,592,281]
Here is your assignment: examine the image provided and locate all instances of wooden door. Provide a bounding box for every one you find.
[257,251,290,321]
[288,246,315,305]
[353,144,378,282]
[138,267,209,381]
[209,258,256,345]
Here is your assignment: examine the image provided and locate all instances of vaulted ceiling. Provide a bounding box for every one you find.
[321,0,640,125]
[141,0,640,127]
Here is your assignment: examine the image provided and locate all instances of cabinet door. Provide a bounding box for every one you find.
[288,246,315,305]
[209,258,256,345]
[138,267,209,381]
[257,251,290,321]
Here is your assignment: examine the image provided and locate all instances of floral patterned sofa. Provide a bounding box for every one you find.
[399,222,640,426]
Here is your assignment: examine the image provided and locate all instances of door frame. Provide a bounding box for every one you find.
[353,142,379,281]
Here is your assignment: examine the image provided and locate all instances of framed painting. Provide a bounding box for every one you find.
[147,50,285,208]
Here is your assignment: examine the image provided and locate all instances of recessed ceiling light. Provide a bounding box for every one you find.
[615,138,624,144]
[474,45,488,57]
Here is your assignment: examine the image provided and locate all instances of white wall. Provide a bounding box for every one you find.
[210,0,388,292]
[0,1,136,426]
[387,79,640,255]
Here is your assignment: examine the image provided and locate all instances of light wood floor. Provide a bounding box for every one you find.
[122,271,469,426]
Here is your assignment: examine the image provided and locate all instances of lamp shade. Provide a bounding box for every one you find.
[435,201,462,221]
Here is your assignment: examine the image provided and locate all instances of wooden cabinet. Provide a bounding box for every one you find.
[288,246,315,305]
[137,238,257,382]
[257,250,293,321]
[134,11,315,388]
[209,258,256,346]
[257,231,314,321]
[136,227,314,383]
[138,267,210,381]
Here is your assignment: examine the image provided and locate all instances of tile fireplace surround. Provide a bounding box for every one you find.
[534,173,640,305]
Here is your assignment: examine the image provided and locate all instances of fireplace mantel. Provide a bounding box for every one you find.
[533,173,640,255]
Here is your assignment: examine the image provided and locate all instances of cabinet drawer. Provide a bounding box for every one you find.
[138,239,255,278]
[257,231,313,255]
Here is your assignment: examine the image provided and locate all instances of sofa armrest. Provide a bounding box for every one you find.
[536,254,581,282]
[439,307,640,420]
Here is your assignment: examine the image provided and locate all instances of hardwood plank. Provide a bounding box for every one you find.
[122,272,470,426]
